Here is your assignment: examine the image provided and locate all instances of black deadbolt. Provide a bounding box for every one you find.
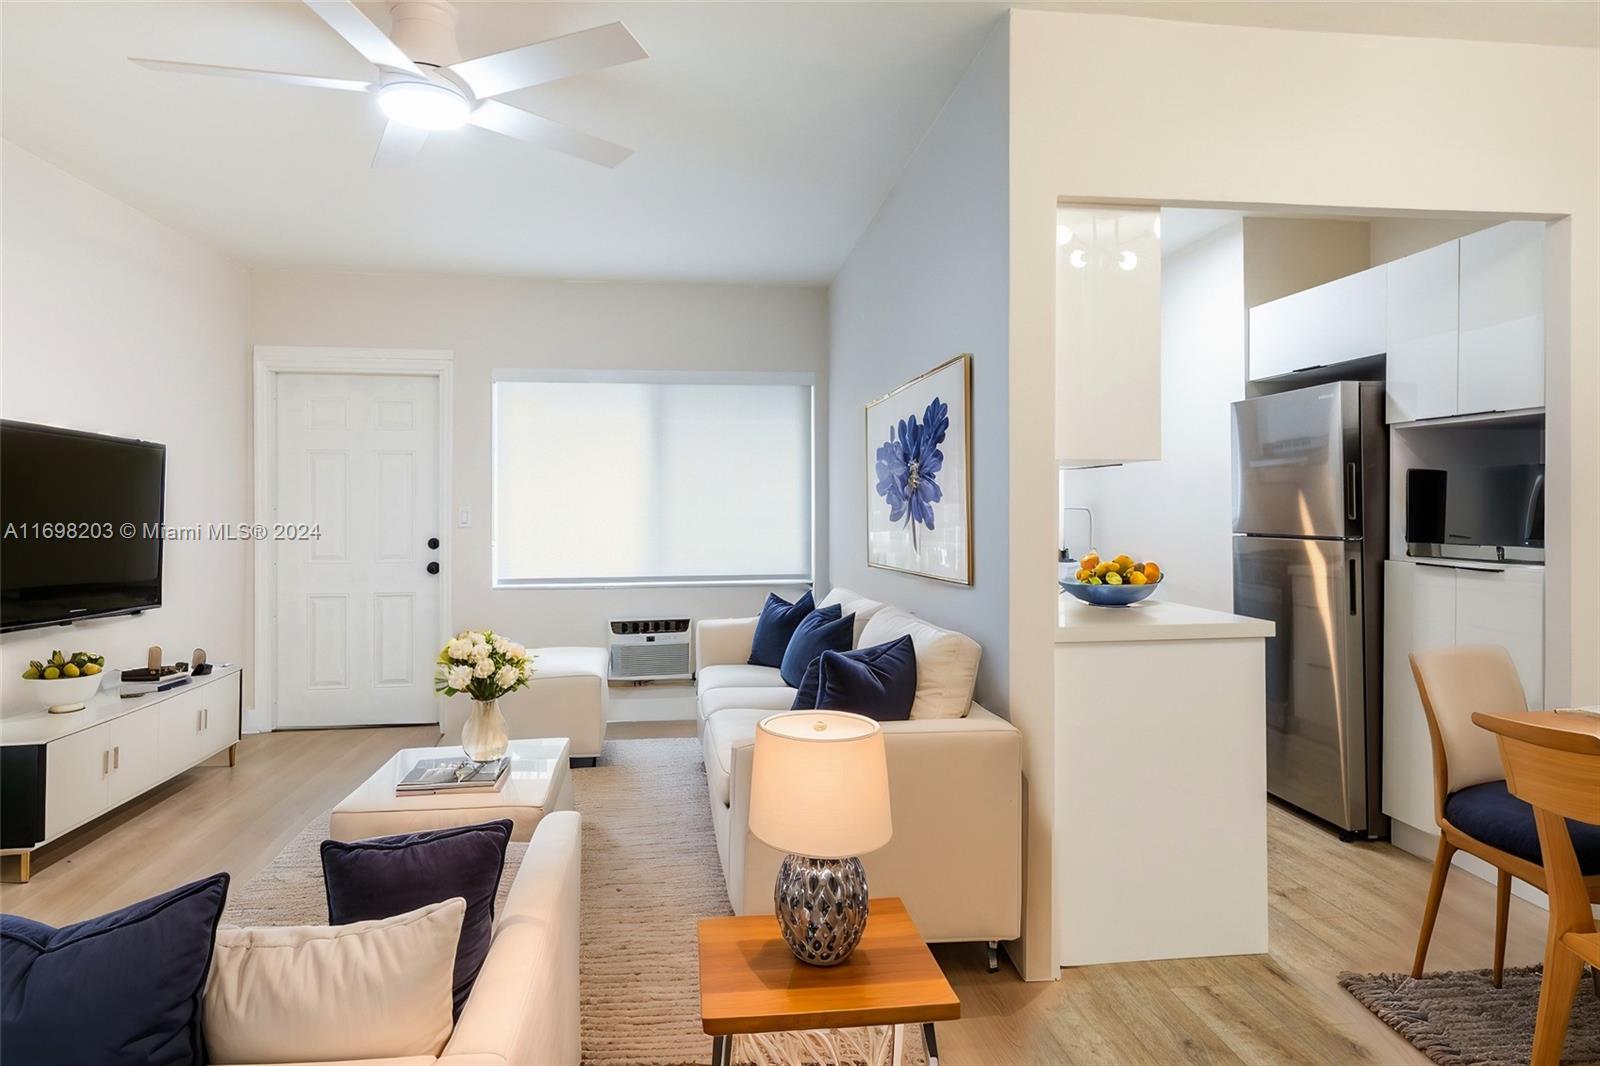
[426,561,440,575]
[427,537,440,550]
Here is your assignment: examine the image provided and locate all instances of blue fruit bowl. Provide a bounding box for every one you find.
[1059,579,1160,607]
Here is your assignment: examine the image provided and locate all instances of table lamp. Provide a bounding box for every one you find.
[749,710,892,966]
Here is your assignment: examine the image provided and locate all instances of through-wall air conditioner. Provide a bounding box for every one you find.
[607,617,693,681]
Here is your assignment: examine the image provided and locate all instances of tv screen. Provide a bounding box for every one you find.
[1,421,166,632]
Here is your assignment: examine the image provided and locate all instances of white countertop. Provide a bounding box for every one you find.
[0,665,242,746]
[1057,597,1275,644]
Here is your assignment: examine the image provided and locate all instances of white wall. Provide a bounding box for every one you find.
[1241,217,1372,307]
[0,143,250,712]
[1061,223,1246,613]
[1369,217,1493,265]
[827,24,1010,711]
[250,271,828,671]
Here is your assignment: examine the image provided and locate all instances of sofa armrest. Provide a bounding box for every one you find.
[438,812,580,1066]
[695,616,759,674]
[727,704,1022,944]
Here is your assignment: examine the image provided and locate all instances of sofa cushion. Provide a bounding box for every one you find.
[779,605,852,688]
[698,663,788,692]
[0,873,229,1066]
[703,707,772,808]
[322,819,512,1019]
[858,607,981,719]
[204,899,462,1065]
[1444,780,1600,873]
[700,685,800,722]
[793,636,917,722]
[819,587,887,645]
[748,590,816,667]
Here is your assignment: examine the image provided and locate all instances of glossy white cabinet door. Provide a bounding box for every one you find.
[1385,241,1459,424]
[107,706,164,806]
[1458,221,1544,416]
[1382,560,1457,830]
[156,688,210,777]
[1249,264,1386,381]
[1454,565,1544,711]
[44,726,110,840]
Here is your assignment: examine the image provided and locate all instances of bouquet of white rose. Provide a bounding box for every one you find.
[435,630,535,702]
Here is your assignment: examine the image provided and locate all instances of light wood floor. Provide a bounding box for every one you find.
[2,725,1550,1065]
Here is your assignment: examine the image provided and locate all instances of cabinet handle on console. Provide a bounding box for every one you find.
[113,745,120,770]
[103,750,110,776]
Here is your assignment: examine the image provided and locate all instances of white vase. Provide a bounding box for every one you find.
[461,698,510,761]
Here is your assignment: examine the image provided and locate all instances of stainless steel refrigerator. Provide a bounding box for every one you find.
[1232,381,1388,838]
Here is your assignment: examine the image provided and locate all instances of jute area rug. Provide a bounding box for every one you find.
[1340,965,1600,1066]
[228,736,927,1066]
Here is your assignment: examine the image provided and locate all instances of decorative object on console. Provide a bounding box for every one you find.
[0,873,229,1066]
[777,605,853,689]
[190,647,212,676]
[866,354,973,586]
[18,649,106,712]
[322,819,512,1018]
[748,589,816,668]
[436,629,535,761]
[749,710,892,966]
[791,636,918,722]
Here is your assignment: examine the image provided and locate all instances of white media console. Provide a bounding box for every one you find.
[0,664,243,882]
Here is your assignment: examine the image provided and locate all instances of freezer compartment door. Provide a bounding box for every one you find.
[1232,383,1361,538]
[1234,535,1370,832]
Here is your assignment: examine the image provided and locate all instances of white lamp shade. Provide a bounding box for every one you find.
[749,710,892,859]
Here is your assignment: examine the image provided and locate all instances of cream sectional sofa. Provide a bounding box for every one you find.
[694,588,1023,961]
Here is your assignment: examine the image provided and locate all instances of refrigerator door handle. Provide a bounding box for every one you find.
[1345,462,1360,522]
[1348,558,1359,616]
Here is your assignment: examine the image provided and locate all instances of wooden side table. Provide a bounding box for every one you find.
[698,897,960,1066]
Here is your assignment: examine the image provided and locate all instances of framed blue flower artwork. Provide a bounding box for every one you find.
[864,353,972,585]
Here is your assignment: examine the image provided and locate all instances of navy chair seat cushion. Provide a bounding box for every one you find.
[322,818,512,1019]
[0,872,229,1066]
[1444,779,1600,874]
[792,635,917,721]
[748,590,816,668]
[778,605,853,689]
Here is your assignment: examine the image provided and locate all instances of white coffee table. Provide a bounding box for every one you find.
[329,737,573,843]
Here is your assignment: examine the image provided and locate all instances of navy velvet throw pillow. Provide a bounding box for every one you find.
[0,872,229,1066]
[748,590,815,667]
[779,604,853,689]
[322,819,512,1019]
[791,635,918,721]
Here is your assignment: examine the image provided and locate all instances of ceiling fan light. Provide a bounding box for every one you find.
[378,80,469,130]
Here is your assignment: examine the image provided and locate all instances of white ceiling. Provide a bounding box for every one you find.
[4,2,1594,285]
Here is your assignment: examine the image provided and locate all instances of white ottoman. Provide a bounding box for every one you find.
[440,646,609,766]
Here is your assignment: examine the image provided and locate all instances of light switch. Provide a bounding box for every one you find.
[457,508,471,527]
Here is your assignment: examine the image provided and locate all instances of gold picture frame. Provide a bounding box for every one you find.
[864,354,974,586]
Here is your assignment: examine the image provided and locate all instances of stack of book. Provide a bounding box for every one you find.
[396,756,510,796]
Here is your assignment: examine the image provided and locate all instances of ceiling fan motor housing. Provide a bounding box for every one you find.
[385,0,461,68]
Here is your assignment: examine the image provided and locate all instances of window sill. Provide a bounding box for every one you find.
[492,578,813,591]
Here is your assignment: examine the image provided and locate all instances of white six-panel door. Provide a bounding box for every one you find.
[274,373,441,727]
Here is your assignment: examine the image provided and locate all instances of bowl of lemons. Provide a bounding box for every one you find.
[21,651,107,713]
[1060,552,1162,607]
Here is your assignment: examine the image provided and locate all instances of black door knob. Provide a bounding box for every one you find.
[426,561,440,575]
[427,537,440,550]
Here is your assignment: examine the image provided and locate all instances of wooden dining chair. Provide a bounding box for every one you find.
[1408,646,1600,985]
[1471,710,1600,1066]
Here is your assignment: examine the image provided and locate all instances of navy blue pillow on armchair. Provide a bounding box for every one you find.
[748,590,816,667]
[791,635,918,721]
[0,872,229,1066]
[322,819,512,1019]
[779,605,853,688]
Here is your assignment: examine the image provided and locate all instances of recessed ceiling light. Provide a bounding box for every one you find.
[1069,249,1087,269]
[378,80,470,130]
[1119,250,1138,271]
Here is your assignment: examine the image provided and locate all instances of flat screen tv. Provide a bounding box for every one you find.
[1,420,166,633]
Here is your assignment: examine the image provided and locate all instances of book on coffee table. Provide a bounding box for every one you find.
[396,756,509,795]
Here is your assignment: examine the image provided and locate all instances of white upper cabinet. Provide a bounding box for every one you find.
[1248,265,1386,382]
[1458,221,1544,416]
[1385,241,1459,423]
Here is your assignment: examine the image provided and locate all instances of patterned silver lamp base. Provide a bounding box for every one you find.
[774,854,869,966]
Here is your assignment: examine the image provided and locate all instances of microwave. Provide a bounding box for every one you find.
[1406,464,1544,564]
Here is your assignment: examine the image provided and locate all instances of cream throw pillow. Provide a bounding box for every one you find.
[204,897,464,1065]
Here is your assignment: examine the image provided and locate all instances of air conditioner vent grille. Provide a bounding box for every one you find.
[606,616,693,681]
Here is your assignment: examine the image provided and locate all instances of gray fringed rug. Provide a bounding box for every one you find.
[1340,965,1600,1066]
[229,737,926,1066]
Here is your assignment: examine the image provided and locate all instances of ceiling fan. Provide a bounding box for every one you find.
[130,0,646,168]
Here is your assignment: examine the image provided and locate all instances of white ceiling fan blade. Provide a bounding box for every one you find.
[304,0,420,74]
[467,99,632,168]
[449,22,646,100]
[130,57,371,92]
[372,121,429,168]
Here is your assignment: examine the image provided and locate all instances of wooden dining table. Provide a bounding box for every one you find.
[1471,707,1600,748]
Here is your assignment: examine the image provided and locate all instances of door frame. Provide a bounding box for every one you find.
[252,346,454,732]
